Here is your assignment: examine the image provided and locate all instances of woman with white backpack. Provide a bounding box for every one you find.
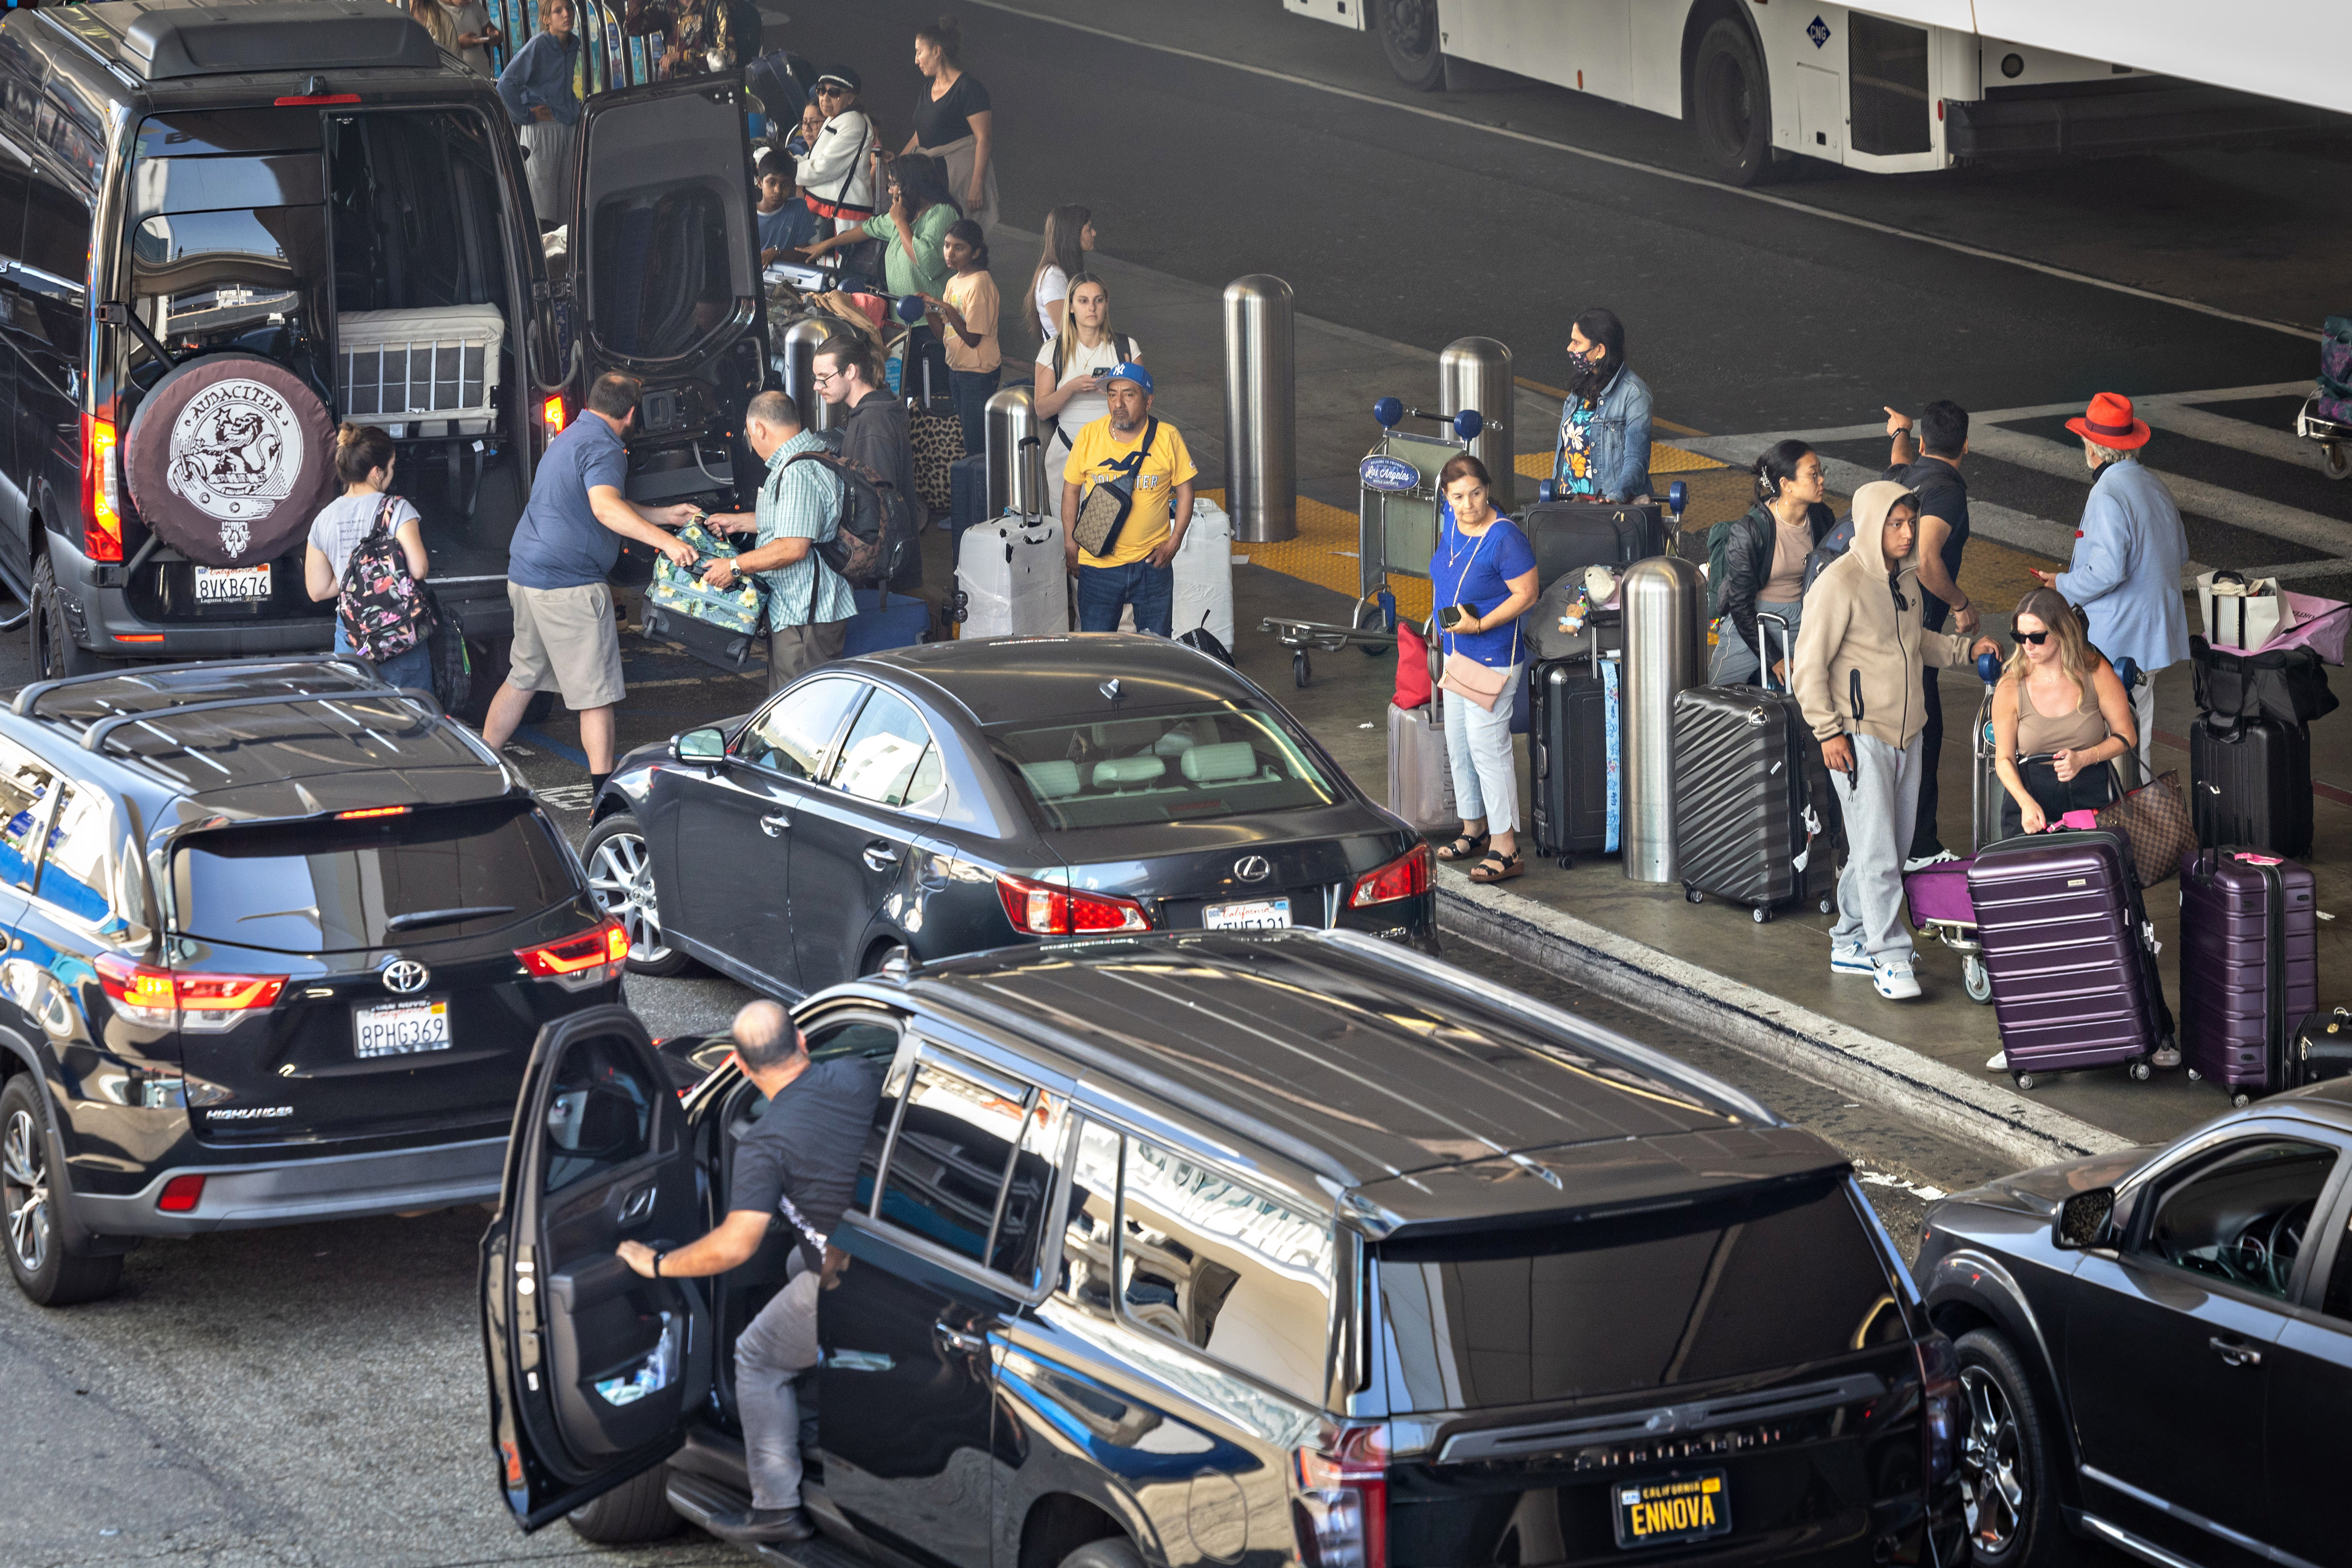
[304,423,436,691]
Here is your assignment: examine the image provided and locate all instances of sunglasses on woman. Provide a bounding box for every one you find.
[2016,630,2050,645]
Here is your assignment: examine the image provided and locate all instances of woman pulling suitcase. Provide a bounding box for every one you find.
[1989,587,2139,837]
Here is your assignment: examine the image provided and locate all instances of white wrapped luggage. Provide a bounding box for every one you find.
[958,514,1069,638]
[1172,496,1234,649]
[336,304,505,436]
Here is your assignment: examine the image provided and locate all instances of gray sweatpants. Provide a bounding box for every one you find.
[1829,733,1924,966]
[736,1263,820,1510]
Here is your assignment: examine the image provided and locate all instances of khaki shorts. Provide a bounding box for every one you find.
[507,581,626,711]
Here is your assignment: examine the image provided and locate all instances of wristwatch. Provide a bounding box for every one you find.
[651,1249,666,1278]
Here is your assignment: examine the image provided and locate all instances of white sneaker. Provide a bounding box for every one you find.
[1985,1048,2008,1070]
[2153,1045,2182,1070]
[1904,849,1959,873]
[1872,959,1922,1000]
[1831,946,1874,976]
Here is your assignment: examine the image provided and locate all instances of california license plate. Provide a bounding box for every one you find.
[1203,897,1290,930]
[1614,1472,1732,1550]
[194,564,271,604]
[354,996,452,1058]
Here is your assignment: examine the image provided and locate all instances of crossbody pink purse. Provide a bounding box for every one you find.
[1434,519,1519,712]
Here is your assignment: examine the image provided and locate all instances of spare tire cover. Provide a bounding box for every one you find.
[122,353,337,568]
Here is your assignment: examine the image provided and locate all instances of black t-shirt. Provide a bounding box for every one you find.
[1883,456,1970,630]
[729,1057,886,1245]
[911,72,991,149]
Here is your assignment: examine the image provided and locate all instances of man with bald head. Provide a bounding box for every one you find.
[701,388,855,691]
[614,998,883,1544]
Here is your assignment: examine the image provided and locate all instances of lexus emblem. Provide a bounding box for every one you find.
[1234,856,1273,885]
[381,957,431,994]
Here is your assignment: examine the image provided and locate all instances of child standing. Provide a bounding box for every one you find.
[304,424,435,691]
[924,217,1001,458]
[756,150,821,265]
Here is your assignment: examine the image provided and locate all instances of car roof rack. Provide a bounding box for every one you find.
[81,687,442,755]
[12,654,381,720]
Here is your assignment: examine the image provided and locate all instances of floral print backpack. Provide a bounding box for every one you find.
[338,496,434,661]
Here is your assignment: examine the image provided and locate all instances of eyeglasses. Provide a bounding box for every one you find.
[2017,630,2050,645]
[810,368,843,385]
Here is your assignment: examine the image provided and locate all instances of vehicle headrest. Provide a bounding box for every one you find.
[1180,742,1255,783]
[1092,755,1166,789]
[1020,760,1081,798]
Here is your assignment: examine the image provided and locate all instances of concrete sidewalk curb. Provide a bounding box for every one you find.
[1433,866,2138,1171]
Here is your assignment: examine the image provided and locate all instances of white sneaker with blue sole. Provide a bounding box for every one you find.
[1832,947,1873,976]
[1872,959,1922,1000]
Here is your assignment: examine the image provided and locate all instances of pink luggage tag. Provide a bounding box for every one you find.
[2233,852,2285,865]
[2057,809,2100,830]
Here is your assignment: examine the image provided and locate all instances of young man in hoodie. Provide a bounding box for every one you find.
[1792,480,2002,1000]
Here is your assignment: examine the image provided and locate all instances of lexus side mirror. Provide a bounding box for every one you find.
[2054,1187,2116,1250]
[672,727,726,763]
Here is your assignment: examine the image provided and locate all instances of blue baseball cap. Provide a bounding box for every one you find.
[1104,361,1153,396]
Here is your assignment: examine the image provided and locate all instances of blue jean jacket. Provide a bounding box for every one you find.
[497,31,582,127]
[1556,366,1654,503]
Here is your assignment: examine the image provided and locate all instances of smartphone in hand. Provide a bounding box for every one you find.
[1437,604,1467,630]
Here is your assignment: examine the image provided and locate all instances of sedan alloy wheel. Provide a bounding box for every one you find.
[584,816,694,976]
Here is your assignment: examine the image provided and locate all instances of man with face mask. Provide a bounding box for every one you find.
[1551,307,1653,504]
[1791,481,2002,1002]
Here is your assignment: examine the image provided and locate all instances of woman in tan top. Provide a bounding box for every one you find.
[1991,587,2138,836]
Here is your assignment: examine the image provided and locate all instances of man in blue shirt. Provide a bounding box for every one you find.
[701,391,855,691]
[483,372,698,791]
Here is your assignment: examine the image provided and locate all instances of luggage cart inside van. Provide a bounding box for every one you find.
[1261,396,1482,688]
[2296,394,2352,481]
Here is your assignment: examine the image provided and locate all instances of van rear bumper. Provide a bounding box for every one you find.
[71,1134,507,1236]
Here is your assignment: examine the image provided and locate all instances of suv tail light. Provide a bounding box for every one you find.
[1917,1332,1960,1489]
[96,955,286,1031]
[157,1174,206,1212]
[1350,843,1432,908]
[81,413,123,562]
[516,920,629,990]
[995,873,1150,936]
[1293,1422,1387,1568]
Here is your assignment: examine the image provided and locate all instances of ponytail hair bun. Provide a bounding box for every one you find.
[334,423,397,486]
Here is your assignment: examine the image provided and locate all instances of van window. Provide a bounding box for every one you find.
[130,204,326,361]
[327,110,509,316]
[22,164,88,287]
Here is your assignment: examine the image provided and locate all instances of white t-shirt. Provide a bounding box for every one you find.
[309,492,419,584]
[1037,333,1139,449]
[1034,264,1068,339]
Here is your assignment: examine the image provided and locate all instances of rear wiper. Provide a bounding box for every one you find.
[385,905,515,933]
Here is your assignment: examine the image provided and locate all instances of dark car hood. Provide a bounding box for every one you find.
[1945,1146,2162,1220]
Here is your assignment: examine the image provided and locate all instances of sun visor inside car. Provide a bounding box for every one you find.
[113,1,444,80]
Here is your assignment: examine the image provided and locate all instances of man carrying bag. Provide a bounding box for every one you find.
[703,391,855,692]
[1060,363,1197,636]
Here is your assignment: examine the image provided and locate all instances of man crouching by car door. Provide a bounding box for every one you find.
[615,1000,882,1544]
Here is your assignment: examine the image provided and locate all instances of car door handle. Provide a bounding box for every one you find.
[617,1183,656,1226]
[934,1320,990,1358]
[2209,1336,2263,1367]
[861,843,901,871]
[760,812,791,837]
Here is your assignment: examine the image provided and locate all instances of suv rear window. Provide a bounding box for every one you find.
[1374,1178,1906,1411]
[171,800,581,953]
[996,706,1340,829]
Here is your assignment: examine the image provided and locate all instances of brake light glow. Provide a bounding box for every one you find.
[273,93,362,105]
[97,954,286,1030]
[156,1174,206,1213]
[1293,1422,1388,1568]
[515,921,629,990]
[335,805,412,819]
[1349,843,1432,908]
[995,873,1150,937]
[114,634,165,643]
[81,413,123,562]
[543,395,568,433]
[1917,1333,1960,1490]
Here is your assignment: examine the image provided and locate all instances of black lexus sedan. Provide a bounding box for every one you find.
[577,634,1436,995]
[1916,1080,2352,1568]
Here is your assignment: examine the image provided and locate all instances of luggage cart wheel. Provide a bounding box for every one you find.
[1752,906,1770,924]
[1964,956,1993,1003]
[1360,640,1384,657]
[2325,443,2350,481]
[1293,650,1311,687]
[2013,1073,2036,1091]
[2131,1060,2153,1082]
[2232,1091,2251,1108]
[1684,886,1703,904]
[2186,1067,2202,1081]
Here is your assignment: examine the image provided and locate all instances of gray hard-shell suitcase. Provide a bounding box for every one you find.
[1387,699,1456,833]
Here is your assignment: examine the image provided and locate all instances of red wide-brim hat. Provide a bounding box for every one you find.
[2066,391,2152,449]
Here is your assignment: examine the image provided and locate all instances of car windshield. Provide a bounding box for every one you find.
[994,705,1341,829]
[1373,1177,1906,1411]
[171,800,580,953]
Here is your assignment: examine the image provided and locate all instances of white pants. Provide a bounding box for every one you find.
[1442,675,1521,834]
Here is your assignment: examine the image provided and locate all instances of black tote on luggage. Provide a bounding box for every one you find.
[1519,501,1665,593]
[2189,634,2325,857]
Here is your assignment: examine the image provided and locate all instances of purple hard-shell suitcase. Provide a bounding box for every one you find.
[1905,856,1976,928]
[2178,847,2318,1105]
[1968,828,2170,1088]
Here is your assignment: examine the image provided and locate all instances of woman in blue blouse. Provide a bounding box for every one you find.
[497,0,583,229]
[1431,453,1539,883]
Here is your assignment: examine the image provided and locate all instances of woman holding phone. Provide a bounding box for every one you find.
[1432,454,1540,884]
[1032,273,1136,456]
[1990,587,2137,837]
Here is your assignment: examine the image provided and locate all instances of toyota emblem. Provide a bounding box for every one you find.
[381,957,431,994]
[1234,855,1273,884]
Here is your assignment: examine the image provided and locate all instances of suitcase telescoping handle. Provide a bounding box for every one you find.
[1756,611,1796,693]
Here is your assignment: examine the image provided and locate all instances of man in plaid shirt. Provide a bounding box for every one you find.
[704,391,855,691]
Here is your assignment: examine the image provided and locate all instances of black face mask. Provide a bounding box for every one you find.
[1565,349,1606,401]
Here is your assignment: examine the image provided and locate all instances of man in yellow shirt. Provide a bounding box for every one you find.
[1060,363,1197,636]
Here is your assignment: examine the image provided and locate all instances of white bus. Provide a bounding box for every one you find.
[1283,0,2350,183]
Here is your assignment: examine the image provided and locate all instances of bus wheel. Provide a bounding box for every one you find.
[1692,18,1773,186]
[1377,0,1446,92]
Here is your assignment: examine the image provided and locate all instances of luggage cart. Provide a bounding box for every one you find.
[1261,396,1483,688]
[2295,394,2352,481]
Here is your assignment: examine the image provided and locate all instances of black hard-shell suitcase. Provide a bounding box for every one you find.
[1670,615,1837,921]
[2179,847,2319,1105]
[2190,710,2312,858]
[1529,655,1616,867]
[2290,1007,2352,1085]
[1520,501,1665,593]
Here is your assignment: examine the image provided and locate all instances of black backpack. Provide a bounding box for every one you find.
[782,447,914,588]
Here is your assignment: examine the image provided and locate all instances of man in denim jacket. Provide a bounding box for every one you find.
[1552,308,1653,504]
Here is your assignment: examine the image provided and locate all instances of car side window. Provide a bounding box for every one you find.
[989,1091,1069,1284]
[829,688,940,809]
[2138,1137,2337,1303]
[2324,1211,2352,1322]
[741,677,864,781]
[0,743,60,892]
[871,1052,1031,1266]
[542,1035,656,1192]
[1054,1117,1121,1317]
[34,784,115,928]
[1118,1138,1335,1404]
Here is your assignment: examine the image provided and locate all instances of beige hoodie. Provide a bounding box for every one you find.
[1791,480,1975,749]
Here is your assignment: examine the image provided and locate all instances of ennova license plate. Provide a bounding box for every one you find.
[194,564,271,604]
[1614,1471,1732,1550]
[1203,897,1290,931]
[354,996,452,1058]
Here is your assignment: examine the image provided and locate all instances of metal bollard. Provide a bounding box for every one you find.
[985,385,1046,520]
[1439,337,1514,509]
[780,318,839,434]
[1222,275,1297,542]
[1620,556,1704,883]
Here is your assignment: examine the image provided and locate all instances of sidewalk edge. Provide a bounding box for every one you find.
[1434,868,2138,1170]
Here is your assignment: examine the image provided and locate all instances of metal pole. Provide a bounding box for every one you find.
[1439,337,1514,509]
[1620,555,1703,883]
[984,385,1045,520]
[780,318,838,434]
[1222,275,1296,542]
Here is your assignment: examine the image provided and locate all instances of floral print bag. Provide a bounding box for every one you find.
[337,495,434,662]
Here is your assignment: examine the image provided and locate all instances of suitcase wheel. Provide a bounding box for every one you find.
[2130,1059,2153,1082]
[1819,896,1836,916]
[1557,855,1574,871]
[2013,1073,2036,1091]
[1963,956,1992,1004]
[2232,1091,2251,1108]
[2186,1067,2202,1081]
[1752,906,1771,925]
[1684,885,1702,905]
[1293,650,1311,688]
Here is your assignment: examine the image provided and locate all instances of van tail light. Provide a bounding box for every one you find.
[516,920,629,990]
[995,873,1150,937]
[543,395,568,434]
[1293,1422,1388,1568]
[81,413,123,562]
[96,954,285,1031]
[1350,843,1432,908]
[1917,1332,1961,1490]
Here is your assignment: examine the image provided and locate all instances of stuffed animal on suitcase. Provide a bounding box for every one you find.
[2179,847,2318,1106]
[641,519,769,674]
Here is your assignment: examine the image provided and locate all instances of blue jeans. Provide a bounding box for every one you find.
[336,621,436,692]
[949,367,999,458]
[1076,559,1173,637]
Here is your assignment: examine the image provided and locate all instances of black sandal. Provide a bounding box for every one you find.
[1436,832,1489,863]
[1469,850,1524,883]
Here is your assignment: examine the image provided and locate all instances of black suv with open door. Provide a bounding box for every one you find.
[0,0,765,694]
[0,658,623,1306]
[484,931,1965,1568]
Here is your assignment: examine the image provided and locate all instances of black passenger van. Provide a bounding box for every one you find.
[0,0,764,686]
